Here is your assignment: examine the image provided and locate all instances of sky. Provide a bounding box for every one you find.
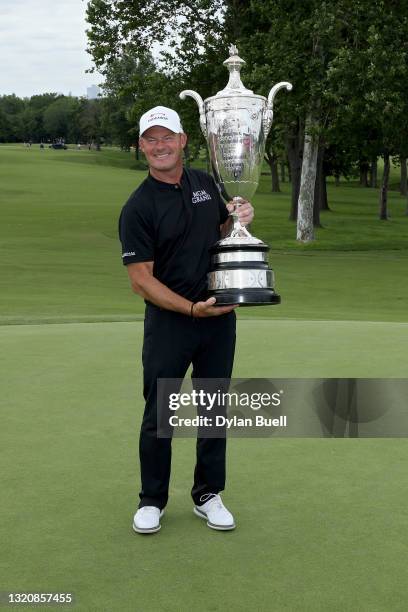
[0,0,104,98]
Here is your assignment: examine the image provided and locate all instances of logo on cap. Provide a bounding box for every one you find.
[148,113,168,123]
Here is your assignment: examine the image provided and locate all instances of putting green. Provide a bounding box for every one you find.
[1,320,408,611]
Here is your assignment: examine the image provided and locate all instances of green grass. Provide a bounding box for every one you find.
[1,144,408,611]
[1,321,408,611]
[1,144,407,324]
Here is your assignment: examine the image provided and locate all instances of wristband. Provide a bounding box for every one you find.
[190,302,196,318]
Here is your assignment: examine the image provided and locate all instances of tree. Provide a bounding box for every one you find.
[400,157,408,196]
[325,1,408,220]
[77,98,104,144]
[359,8,408,221]
[86,1,233,155]
[86,0,408,238]
[0,107,13,142]
[86,0,293,182]
[0,95,26,142]
[43,96,81,141]
[97,48,181,150]
[25,93,60,142]
[86,1,226,77]
[246,1,379,240]
[264,145,280,193]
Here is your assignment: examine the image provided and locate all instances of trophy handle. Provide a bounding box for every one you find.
[179,90,207,138]
[263,81,293,138]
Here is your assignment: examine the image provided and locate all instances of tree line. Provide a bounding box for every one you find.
[0,92,137,149]
[85,0,408,242]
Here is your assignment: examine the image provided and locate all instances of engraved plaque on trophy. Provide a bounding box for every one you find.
[180,45,292,305]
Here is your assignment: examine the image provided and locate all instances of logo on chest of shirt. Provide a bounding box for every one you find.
[191,190,212,204]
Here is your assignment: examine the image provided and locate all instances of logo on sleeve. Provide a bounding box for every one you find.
[191,190,211,204]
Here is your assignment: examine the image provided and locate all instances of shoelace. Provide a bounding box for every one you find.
[199,493,223,508]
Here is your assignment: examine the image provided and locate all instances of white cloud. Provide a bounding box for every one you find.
[0,0,103,98]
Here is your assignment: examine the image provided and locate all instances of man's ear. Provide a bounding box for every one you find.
[180,133,187,148]
[138,137,144,153]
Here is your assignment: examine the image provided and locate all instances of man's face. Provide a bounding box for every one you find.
[139,126,187,173]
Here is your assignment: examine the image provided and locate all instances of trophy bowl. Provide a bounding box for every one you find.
[180,44,292,305]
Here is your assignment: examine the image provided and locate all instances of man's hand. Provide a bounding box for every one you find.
[226,199,254,225]
[192,297,238,317]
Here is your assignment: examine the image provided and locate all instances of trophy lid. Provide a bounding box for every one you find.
[216,44,254,97]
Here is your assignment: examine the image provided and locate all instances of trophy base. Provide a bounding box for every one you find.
[207,241,281,307]
[208,288,281,306]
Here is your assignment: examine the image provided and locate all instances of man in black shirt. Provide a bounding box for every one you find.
[119,106,254,533]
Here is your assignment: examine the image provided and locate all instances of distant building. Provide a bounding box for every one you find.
[87,85,100,99]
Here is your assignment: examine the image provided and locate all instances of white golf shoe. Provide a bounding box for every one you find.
[133,506,164,534]
[194,494,235,530]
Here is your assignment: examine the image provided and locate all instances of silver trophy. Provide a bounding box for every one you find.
[180,44,292,305]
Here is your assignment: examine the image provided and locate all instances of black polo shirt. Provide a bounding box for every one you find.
[118,168,229,301]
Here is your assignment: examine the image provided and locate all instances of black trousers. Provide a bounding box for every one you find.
[139,303,236,509]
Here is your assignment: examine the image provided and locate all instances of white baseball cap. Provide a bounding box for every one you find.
[139,106,183,136]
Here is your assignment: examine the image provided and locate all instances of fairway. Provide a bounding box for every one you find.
[1,145,408,325]
[1,145,408,611]
[2,321,408,611]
